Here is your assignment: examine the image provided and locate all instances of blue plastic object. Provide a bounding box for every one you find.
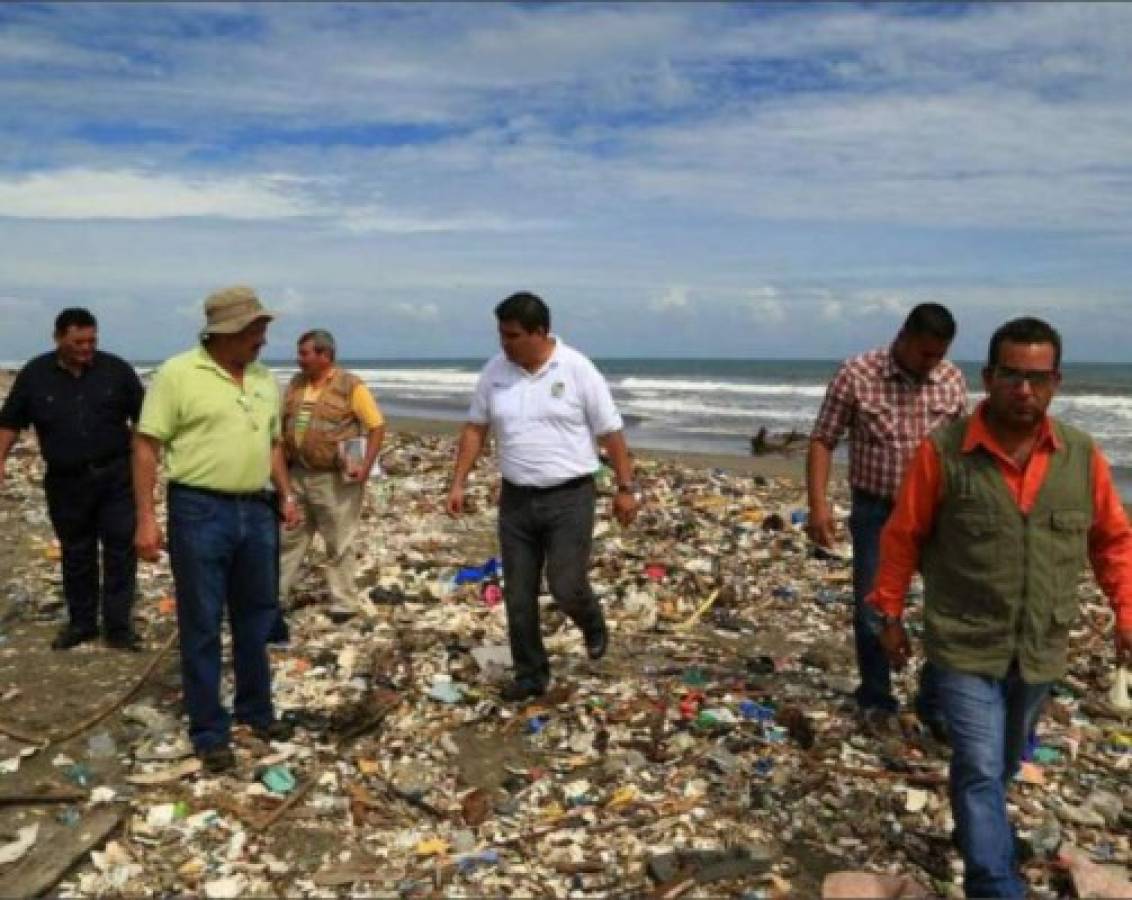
[739,700,775,722]
[455,557,501,585]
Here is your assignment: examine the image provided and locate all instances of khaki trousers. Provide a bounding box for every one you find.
[280,467,365,606]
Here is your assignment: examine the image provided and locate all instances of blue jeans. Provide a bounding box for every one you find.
[167,485,280,752]
[850,489,942,720]
[935,662,1050,898]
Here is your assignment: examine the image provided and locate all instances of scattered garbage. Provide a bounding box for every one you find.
[0,401,1128,898]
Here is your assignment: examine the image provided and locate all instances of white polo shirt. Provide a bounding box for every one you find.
[468,338,623,488]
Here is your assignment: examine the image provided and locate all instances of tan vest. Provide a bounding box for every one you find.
[922,416,1094,683]
[282,369,364,470]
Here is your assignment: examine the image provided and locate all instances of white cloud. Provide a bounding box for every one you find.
[651,285,689,313]
[0,169,315,221]
[339,207,554,235]
[388,301,440,322]
[1,4,1132,359]
[847,294,908,319]
[820,299,844,322]
[747,286,785,324]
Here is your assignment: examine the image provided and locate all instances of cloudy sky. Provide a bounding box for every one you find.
[2,2,1132,362]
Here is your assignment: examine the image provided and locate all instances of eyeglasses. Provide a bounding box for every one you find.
[992,366,1059,388]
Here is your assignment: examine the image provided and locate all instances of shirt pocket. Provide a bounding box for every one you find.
[94,384,124,420]
[1049,509,1090,583]
[856,399,895,445]
[953,511,999,537]
[29,392,63,431]
[490,383,524,435]
[536,380,584,427]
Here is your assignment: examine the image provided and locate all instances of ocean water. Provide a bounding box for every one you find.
[22,354,1117,495]
[259,357,1132,495]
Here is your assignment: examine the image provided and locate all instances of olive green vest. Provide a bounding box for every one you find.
[921,416,1093,684]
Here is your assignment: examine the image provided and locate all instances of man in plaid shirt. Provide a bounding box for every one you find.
[807,304,967,730]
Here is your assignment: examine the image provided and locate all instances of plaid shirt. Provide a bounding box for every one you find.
[811,346,967,500]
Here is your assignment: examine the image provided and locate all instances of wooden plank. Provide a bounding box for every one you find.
[0,805,125,898]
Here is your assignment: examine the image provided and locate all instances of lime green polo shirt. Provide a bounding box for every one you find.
[138,347,281,492]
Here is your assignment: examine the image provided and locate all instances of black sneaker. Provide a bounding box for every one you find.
[105,632,143,653]
[583,619,608,661]
[265,620,291,648]
[251,719,294,742]
[858,706,899,736]
[198,745,236,774]
[51,626,99,651]
[500,680,547,703]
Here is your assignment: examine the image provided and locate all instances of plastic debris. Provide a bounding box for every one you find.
[454,557,500,585]
[259,764,297,795]
[0,824,38,865]
[1109,666,1131,712]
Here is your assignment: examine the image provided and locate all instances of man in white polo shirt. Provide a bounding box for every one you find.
[447,292,639,702]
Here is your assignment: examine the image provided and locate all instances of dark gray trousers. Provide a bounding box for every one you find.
[498,477,603,688]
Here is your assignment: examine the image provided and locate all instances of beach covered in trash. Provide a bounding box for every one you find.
[0,410,1129,897]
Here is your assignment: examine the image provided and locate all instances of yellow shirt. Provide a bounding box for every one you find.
[292,371,384,444]
[138,347,281,492]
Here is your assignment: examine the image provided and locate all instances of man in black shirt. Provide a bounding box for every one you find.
[0,308,145,650]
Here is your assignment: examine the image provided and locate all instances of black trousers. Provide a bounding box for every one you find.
[43,456,137,636]
[498,476,603,688]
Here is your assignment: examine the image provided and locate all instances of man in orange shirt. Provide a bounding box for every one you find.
[869,317,1132,898]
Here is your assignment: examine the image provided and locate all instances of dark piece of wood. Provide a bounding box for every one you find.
[0,805,125,898]
[0,788,88,805]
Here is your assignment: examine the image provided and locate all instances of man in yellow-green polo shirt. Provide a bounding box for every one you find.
[132,285,300,774]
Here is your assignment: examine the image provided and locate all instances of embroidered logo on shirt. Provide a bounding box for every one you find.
[550,381,565,398]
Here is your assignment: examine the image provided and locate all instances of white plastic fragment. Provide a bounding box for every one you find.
[0,824,37,865]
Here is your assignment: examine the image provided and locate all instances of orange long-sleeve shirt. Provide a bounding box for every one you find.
[869,404,1132,633]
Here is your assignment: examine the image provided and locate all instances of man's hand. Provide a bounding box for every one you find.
[446,484,465,518]
[805,504,837,548]
[612,491,639,528]
[135,514,164,562]
[878,619,912,671]
[280,495,302,529]
[1117,626,1132,664]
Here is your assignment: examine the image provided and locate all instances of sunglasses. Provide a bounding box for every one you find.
[992,366,1059,388]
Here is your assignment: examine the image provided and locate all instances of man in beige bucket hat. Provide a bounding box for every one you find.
[200,285,279,338]
[132,285,300,773]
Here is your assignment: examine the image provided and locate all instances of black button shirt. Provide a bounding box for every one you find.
[0,351,145,473]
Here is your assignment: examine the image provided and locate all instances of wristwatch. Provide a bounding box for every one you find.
[616,481,641,498]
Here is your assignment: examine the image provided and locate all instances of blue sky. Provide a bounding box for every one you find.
[2,2,1132,362]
